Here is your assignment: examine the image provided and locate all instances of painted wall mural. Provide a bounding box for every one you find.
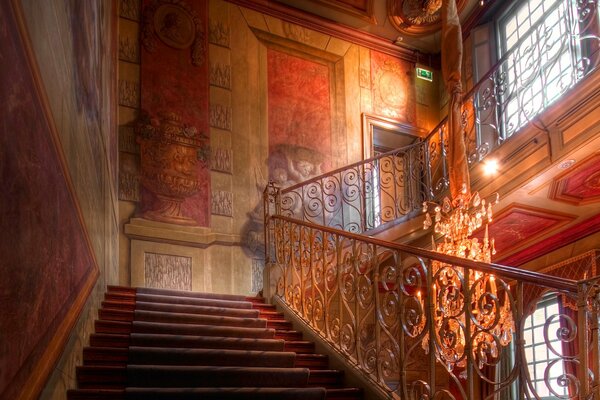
[370,50,416,124]
[267,48,332,176]
[0,2,99,397]
[140,0,210,226]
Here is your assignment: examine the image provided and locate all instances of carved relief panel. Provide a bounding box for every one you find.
[144,252,192,290]
[211,190,233,217]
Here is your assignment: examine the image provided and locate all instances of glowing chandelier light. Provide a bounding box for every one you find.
[421,187,514,374]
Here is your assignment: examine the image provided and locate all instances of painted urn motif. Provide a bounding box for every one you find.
[136,112,204,225]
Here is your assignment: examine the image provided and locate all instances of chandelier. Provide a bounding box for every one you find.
[420,187,514,374]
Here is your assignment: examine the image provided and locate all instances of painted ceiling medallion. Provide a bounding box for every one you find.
[388,0,467,36]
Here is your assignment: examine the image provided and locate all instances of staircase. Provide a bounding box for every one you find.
[67,286,363,400]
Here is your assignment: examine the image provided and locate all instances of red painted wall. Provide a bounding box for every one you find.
[140,0,210,226]
[370,50,416,124]
[267,48,332,183]
[0,3,97,397]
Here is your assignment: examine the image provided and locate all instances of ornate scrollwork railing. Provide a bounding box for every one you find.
[276,1,600,226]
[279,141,430,233]
[264,184,600,399]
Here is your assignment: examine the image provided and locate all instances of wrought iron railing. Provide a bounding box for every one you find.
[431,0,600,196]
[265,184,600,399]
[279,0,600,227]
[280,141,430,233]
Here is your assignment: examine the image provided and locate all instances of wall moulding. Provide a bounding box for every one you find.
[209,18,230,48]
[211,147,233,174]
[120,0,141,21]
[211,190,233,217]
[209,104,232,130]
[119,35,140,63]
[118,79,140,108]
[119,125,139,154]
[209,62,231,89]
[228,0,420,63]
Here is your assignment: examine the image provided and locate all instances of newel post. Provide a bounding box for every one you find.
[263,182,281,300]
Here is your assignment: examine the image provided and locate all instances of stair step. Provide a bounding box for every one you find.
[83,347,128,366]
[84,346,297,368]
[252,303,277,311]
[126,387,327,399]
[67,387,338,400]
[275,330,303,341]
[135,293,254,310]
[134,321,275,338]
[90,334,130,348]
[99,308,267,329]
[78,287,363,399]
[107,286,136,295]
[95,320,132,335]
[326,388,364,399]
[127,365,311,388]
[259,310,285,319]
[285,340,315,354]
[295,353,329,369]
[130,333,285,351]
[104,293,136,303]
[95,320,276,339]
[102,300,261,319]
[76,366,127,389]
[67,389,125,400]
[267,319,293,330]
[137,286,248,302]
[307,370,345,388]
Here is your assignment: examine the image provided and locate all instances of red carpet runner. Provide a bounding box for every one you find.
[67,286,363,400]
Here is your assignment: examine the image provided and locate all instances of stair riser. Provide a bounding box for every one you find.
[98,309,267,329]
[101,301,261,319]
[83,347,296,368]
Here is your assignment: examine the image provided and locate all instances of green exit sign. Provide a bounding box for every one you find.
[416,67,433,82]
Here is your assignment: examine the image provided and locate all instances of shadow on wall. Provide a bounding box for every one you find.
[241,144,325,259]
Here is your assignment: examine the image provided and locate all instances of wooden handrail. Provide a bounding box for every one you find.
[269,214,579,293]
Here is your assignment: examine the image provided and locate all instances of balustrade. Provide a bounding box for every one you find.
[264,197,600,399]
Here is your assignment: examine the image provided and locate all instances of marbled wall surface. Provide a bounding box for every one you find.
[2,0,119,398]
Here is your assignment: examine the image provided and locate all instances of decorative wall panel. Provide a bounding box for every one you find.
[119,35,140,63]
[210,62,231,89]
[119,152,141,201]
[0,2,99,397]
[209,18,230,47]
[140,0,210,226]
[118,79,140,107]
[370,50,416,123]
[210,104,232,130]
[144,253,192,290]
[211,190,233,216]
[211,147,233,173]
[251,258,265,294]
[120,0,141,20]
[267,48,332,180]
[119,126,139,154]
